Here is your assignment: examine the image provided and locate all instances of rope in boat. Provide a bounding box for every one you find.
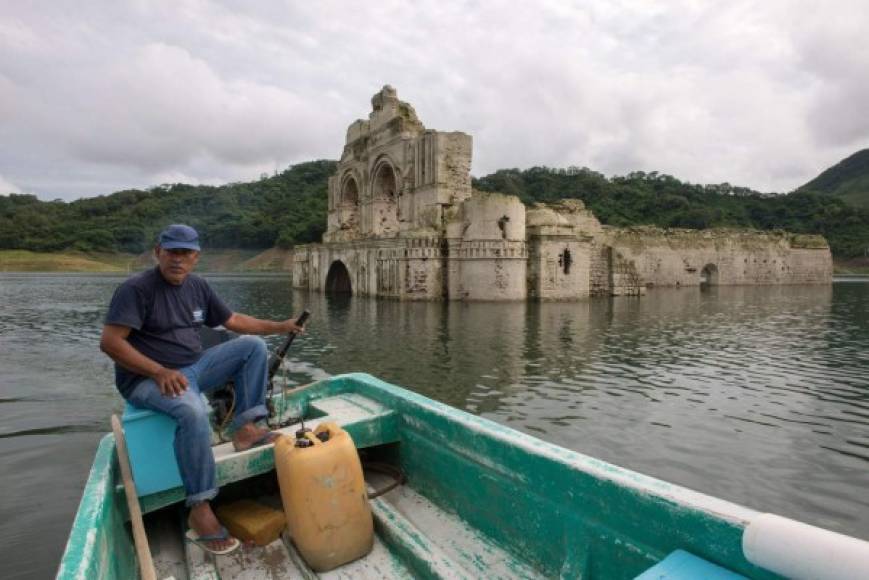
[213,342,295,438]
[363,462,406,499]
[215,386,236,443]
[269,355,307,430]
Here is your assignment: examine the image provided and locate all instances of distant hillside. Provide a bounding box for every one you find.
[0,250,127,272]
[0,160,336,254]
[798,149,869,208]
[0,248,293,273]
[2,156,868,259]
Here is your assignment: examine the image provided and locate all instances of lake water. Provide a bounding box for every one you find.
[1,273,868,579]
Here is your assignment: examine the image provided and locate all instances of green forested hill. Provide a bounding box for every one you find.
[1,156,868,259]
[0,160,336,253]
[798,149,869,209]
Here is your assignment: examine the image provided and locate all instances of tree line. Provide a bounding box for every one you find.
[1,160,866,258]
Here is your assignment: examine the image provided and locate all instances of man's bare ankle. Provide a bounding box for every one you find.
[232,423,253,438]
[188,502,216,528]
[232,423,265,444]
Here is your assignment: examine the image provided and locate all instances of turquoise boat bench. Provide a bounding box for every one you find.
[635,549,746,579]
[121,402,183,496]
[119,392,400,514]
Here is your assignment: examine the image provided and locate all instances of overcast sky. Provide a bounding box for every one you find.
[2,1,868,201]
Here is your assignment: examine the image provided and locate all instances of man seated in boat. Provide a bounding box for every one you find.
[99,224,305,555]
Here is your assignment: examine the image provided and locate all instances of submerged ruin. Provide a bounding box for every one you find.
[292,86,832,300]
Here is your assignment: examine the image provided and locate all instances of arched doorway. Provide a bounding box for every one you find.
[700,263,718,288]
[325,261,352,294]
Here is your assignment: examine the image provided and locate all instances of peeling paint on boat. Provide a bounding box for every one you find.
[360,373,757,525]
[57,434,136,579]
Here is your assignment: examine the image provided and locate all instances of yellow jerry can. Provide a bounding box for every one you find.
[274,422,374,571]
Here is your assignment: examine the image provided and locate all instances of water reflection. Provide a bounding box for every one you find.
[0,273,867,579]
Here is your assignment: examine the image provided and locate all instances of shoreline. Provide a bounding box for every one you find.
[0,249,294,274]
[2,249,865,275]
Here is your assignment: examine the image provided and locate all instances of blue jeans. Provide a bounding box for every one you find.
[127,336,269,506]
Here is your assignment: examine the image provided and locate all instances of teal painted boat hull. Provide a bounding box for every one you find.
[58,373,866,579]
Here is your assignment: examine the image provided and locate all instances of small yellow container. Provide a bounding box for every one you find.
[215,499,285,546]
[275,422,374,571]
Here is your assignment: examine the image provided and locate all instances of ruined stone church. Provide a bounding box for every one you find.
[292,86,832,300]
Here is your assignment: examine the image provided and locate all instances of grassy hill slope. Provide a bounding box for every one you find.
[798,149,869,209]
[0,248,294,273]
[0,250,127,272]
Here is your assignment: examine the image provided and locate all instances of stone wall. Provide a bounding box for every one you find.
[445,191,528,300]
[526,201,594,299]
[527,236,592,299]
[610,250,645,296]
[294,238,446,300]
[602,227,832,288]
[589,243,611,296]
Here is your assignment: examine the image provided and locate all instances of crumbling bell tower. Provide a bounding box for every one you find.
[324,85,473,242]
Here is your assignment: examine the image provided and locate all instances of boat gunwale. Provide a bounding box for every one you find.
[335,373,761,526]
[57,434,135,580]
[59,372,795,579]
[333,373,775,577]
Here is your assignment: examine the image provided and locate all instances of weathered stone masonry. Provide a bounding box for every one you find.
[293,86,832,300]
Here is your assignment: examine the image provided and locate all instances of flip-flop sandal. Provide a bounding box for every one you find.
[185,526,241,555]
[232,430,280,452]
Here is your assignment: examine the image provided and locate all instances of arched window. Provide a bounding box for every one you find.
[369,159,400,237]
[341,176,359,205]
[372,162,398,200]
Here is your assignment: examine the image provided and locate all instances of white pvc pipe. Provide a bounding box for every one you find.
[743,513,869,580]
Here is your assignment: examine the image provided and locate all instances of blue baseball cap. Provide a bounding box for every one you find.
[158,224,201,251]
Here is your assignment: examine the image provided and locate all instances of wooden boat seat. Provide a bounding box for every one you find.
[119,393,400,515]
[634,549,747,579]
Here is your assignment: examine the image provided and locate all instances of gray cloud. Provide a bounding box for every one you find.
[0,173,22,194]
[1,0,867,201]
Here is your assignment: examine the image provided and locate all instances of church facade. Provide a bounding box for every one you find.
[292,86,832,300]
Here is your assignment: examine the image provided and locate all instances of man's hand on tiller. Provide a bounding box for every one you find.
[281,318,306,335]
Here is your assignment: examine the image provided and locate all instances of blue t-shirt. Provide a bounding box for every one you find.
[104,267,232,397]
